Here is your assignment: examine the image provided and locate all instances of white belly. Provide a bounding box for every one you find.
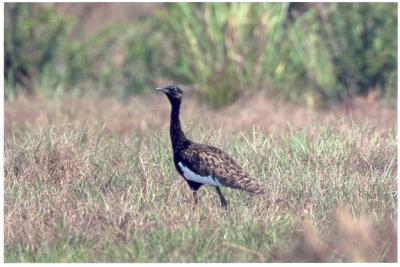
[178,162,223,187]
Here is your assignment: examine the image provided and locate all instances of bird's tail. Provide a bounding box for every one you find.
[237,175,265,195]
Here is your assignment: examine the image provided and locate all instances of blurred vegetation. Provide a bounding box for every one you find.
[4,3,397,107]
[5,4,68,98]
[162,3,289,106]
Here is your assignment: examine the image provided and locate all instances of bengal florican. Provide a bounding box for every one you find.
[157,85,265,208]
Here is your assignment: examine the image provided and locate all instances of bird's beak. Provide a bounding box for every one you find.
[156,87,166,93]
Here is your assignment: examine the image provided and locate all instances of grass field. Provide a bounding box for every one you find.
[4,92,397,262]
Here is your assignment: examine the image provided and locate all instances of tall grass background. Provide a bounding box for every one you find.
[5,2,397,107]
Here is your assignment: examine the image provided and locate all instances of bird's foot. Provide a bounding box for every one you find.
[220,199,229,209]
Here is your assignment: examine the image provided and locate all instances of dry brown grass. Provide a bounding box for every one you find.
[4,91,397,262]
[288,207,397,262]
[5,89,396,138]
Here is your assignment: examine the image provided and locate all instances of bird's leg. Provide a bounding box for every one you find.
[192,190,201,221]
[215,187,228,208]
[192,190,199,207]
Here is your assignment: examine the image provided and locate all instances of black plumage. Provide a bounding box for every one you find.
[157,85,265,207]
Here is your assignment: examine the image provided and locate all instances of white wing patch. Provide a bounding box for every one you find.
[178,162,223,187]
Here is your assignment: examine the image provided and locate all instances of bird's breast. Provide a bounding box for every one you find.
[178,162,223,187]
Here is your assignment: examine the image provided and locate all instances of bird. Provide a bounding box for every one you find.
[157,85,265,208]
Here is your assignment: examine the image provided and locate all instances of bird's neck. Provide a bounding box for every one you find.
[169,99,186,150]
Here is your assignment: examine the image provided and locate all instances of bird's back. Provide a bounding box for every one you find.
[176,141,265,194]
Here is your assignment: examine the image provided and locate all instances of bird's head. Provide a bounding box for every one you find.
[156,85,183,103]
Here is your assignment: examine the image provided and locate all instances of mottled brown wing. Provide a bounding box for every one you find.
[180,143,265,194]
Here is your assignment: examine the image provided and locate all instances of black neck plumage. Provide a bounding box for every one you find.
[169,98,187,151]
